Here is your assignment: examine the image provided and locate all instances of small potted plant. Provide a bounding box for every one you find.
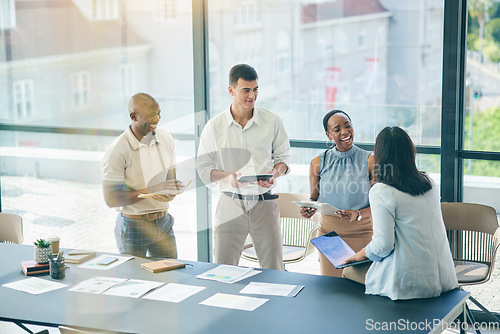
[34,239,52,264]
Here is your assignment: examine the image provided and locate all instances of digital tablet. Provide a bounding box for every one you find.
[237,174,273,183]
[311,231,371,269]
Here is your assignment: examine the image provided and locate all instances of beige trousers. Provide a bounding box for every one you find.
[318,214,373,277]
[214,194,284,270]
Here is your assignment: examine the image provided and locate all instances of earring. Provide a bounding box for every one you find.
[326,140,334,148]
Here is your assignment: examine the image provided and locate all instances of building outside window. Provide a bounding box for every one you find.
[155,0,177,20]
[120,63,136,97]
[13,80,34,119]
[92,0,118,20]
[0,0,16,29]
[234,0,261,27]
[71,71,90,108]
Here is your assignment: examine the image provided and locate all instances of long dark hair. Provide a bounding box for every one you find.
[374,126,431,196]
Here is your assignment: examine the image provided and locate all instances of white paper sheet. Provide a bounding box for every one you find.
[240,282,304,297]
[197,265,259,283]
[102,279,164,298]
[2,277,68,295]
[292,200,340,216]
[143,283,206,303]
[68,276,127,294]
[199,293,268,311]
[78,254,133,270]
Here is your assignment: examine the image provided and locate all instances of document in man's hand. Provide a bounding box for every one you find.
[311,231,371,269]
[292,201,340,216]
[138,180,192,198]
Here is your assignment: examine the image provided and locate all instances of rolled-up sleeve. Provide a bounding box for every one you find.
[271,117,291,174]
[196,122,218,187]
[365,184,396,261]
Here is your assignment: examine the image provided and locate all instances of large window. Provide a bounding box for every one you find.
[71,71,91,108]
[463,1,500,208]
[0,0,16,29]
[208,0,442,173]
[13,79,34,119]
[0,1,197,261]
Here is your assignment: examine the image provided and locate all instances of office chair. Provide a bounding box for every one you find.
[241,193,319,267]
[59,325,120,334]
[0,212,23,244]
[441,202,500,330]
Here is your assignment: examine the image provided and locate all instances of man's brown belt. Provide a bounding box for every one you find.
[121,211,166,220]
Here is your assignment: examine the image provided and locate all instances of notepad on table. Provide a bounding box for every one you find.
[141,259,186,273]
[65,250,96,264]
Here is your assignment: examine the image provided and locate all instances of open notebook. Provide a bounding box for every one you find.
[311,231,371,269]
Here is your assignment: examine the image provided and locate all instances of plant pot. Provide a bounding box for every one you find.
[34,246,52,264]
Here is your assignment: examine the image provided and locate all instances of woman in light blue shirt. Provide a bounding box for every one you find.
[345,126,458,300]
[301,110,374,277]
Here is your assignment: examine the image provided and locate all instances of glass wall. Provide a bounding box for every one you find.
[207,0,444,183]
[0,0,198,259]
[463,1,500,210]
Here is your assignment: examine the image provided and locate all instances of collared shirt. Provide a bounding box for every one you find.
[103,127,176,215]
[196,106,290,195]
[364,181,459,300]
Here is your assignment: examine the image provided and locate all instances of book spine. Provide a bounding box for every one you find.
[23,269,50,276]
[22,265,50,272]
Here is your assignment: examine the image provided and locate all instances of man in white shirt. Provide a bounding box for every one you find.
[103,93,183,258]
[196,64,290,270]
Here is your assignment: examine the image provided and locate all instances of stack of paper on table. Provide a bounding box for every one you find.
[292,200,340,216]
[65,250,96,264]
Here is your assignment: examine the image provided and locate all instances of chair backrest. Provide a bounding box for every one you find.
[0,212,23,244]
[59,326,118,334]
[276,193,319,251]
[441,202,500,275]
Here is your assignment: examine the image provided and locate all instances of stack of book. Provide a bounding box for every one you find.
[65,250,96,264]
[141,259,186,273]
[21,260,49,276]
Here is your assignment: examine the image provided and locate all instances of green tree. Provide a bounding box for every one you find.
[469,0,495,61]
[467,32,479,50]
[485,17,500,44]
[482,38,500,62]
[464,106,500,177]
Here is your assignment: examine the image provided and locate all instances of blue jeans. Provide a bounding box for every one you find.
[115,213,177,258]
